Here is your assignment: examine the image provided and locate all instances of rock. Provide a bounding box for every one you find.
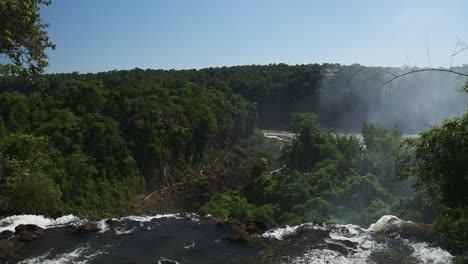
[203,217,228,227]
[0,239,23,260]
[15,224,44,237]
[326,242,351,256]
[291,225,331,239]
[213,218,226,227]
[18,231,36,242]
[227,220,269,242]
[0,240,14,258]
[371,216,434,241]
[105,219,119,227]
[0,231,14,240]
[333,238,358,249]
[14,224,44,242]
[69,221,100,233]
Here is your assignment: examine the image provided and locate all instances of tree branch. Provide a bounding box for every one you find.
[384,68,468,85]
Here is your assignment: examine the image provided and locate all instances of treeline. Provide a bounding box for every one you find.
[0,75,256,217]
[15,63,464,132]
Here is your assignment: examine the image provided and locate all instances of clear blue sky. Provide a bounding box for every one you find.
[41,0,468,73]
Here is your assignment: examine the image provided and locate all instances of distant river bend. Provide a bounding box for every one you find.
[262,130,419,144]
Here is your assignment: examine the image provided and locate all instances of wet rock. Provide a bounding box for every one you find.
[0,231,13,240]
[290,225,330,239]
[372,216,434,241]
[69,221,100,233]
[18,231,36,242]
[333,238,358,249]
[14,224,44,242]
[326,242,350,256]
[105,219,119,227]
[15,224,44,236]
[0,240,13,258]
[202,217,225,226]
[0,239,23,260]
[218,220,269,242]
[369,239,420,264]
[104,219,121,231]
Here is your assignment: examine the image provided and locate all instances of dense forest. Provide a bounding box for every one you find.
[1,1,466,262]
[15,63,464,132]
[0,74,256,217]
[0,66,466,258]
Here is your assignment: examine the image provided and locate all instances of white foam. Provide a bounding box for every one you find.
[0,214,78,232]
[120,214,179,222]
[18,245,106,264]
[157,257,181,264]
[262,225,301,240]
[290,249,357,264]
[264,135,286,141]
[96,220,109,233]
[329,224,368,245]
[0,213,203,234]
[285,218,454,264]
[184,241,195,249]
[114,226,137,235]
[411,242,453,264]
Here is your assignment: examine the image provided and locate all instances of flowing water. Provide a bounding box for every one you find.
[0,214,453,263]
[261,130,419,144]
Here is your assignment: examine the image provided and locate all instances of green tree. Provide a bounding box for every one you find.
[0,0,55,76]
[401,112,468,209]
[399,110,468,253]
[0,134,62,215]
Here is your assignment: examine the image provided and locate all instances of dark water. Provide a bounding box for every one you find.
[0,214,453,264]
[7,216,259,264]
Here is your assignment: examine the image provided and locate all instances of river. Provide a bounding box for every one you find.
[262,130,419,144]
[0,214,453,263]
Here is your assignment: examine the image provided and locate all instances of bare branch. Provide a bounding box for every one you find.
[450,37,468,69]
[405,51,414,71]
[451,46,468,58]
[384,68,468,85]
[426,36,432,69]
[384,70,398,77]
[398,74,406,90]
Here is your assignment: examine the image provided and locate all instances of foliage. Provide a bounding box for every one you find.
[0,0,55,76]
[433,209,468,254]
[202,116,417,227]
[0,134,61,215]
[200,193,276,224]
[400,112,468,209]
[399,110,468,253]
[0,72,256,218]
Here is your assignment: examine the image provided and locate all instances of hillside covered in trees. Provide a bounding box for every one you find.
[1,1,466,262]
[0,73,256,217]
[1,64,467,216]
[11,63,464,132]
[0,65,467,259]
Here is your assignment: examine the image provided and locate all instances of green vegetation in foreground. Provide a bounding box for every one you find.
[202,108,468,256]
[201,113,427,227]
[0,76,256,218]
[399,108,468,254]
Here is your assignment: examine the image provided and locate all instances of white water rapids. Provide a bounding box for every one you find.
[0,214,454,263]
